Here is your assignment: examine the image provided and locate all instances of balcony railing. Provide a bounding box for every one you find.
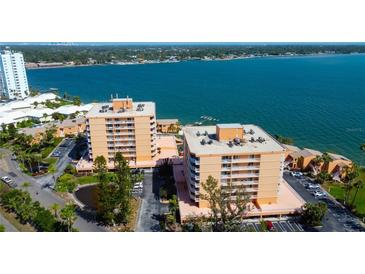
[221,165,260,171]
[189,157,200,165]
[221,173,259,179]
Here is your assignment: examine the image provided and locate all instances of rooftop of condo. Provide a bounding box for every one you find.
[183,124,285,156]
[86,98,155,118]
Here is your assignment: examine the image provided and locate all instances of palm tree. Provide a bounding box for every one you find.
[351,180,364,207]
[50,203,60,218]
[60,203,77,232]
[343,164,359,205]
[321,152,333,168]
[33,153,43,173]
[311,155,323,175]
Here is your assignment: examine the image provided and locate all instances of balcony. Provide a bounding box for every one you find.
[114,142,136,147]
[221,181,259,187]
[189,157,200,165]
[221,165,260,171]
[221,173,259,179]
[190,174,200,181]
[223,158,260,163]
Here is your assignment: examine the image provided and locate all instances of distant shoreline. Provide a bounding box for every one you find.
[25,52,364,70]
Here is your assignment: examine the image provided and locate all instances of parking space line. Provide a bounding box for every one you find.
[254,223,262,232]
[247,223,257,232]
[281,222,293,232]
[278,222,287,232]
[273,222,282,232]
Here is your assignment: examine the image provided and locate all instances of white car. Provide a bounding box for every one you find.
[133,184,143,190]
[306,183,320,189]
[313,190,326,198]
[291,171,303,177]
[1,176,12,184]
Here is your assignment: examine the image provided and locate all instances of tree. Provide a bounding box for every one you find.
[316,172,332,184]
[60,203,77,232]
[168,194,178,215]
[351,180,364,207]
[200,176,250,231]
[51,112,66,122]
[114,152,133,225]
[97,152,133,226]
[50,203,60,218]
[42,113,48,121]
[0,224,5,232]
[33,206,57,232]
[73,96,81,106]
[7,123,17,139]
[321,152,333,169]
[311,155,323,175]
[301,202,327,227]
[343,164,359,205]
[93,155,107,183]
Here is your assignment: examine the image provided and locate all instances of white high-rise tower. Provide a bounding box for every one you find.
[0,48,30,100]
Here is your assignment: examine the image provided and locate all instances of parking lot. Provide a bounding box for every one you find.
[284,171,365,232]
[51,138,74,158]
[242,219,304,232]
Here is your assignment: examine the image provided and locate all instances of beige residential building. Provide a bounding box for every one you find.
[85,97,157,166]
[183,123,286,208]
[156,118,179,133]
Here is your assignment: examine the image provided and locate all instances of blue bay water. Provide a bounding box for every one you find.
[27,55,365,163]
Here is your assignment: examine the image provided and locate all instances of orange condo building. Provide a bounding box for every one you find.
[176,123,304,220]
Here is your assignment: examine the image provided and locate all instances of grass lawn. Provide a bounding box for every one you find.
[75,175,99,185]
[323,167,365,216]
[55,174,100,193]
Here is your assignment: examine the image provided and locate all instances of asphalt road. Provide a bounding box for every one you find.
[284,172,365,232]
[136,172,168,232]
[0,141,105,232]
[0,212,17,232]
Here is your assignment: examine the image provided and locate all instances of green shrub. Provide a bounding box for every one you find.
[159,187,168,200]
[301,202,327,227]
[64,164,77,175]
[55,174,77,193]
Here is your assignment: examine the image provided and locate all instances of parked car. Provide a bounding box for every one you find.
[313,190,326,198]
[1,176,12,184]
[133,185,143,190]
[305,183,320,189]
[1,176,17,187]
[52,151,62,157]
[291,171,303,177]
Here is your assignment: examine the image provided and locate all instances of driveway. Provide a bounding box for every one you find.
[284,172,365,232]
[0,147,105,232]
[136,172,169,232]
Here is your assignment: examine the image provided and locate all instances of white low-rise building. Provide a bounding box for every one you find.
[0,92,93,126]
